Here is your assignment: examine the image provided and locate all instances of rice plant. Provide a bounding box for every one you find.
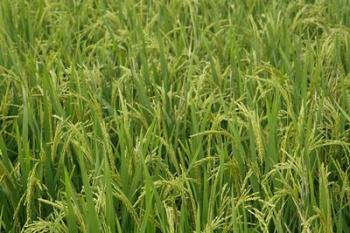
[1,0,350,232]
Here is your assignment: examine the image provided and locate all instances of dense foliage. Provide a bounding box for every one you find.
[1,0,350,232]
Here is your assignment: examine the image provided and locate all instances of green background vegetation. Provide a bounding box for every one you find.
[1,0,350,232]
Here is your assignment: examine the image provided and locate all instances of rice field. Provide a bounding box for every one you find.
[1,0,350,232]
